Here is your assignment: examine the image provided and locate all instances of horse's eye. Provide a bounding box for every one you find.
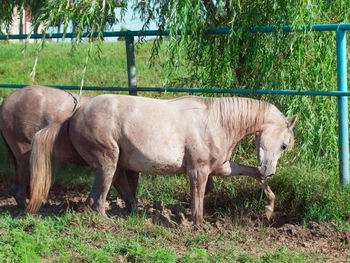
[281,144,287,150]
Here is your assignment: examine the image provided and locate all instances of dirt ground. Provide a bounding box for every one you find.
[1,187,349,262]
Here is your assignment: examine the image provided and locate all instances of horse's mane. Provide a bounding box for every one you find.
[169,96,294,147]
[202,97,273,135]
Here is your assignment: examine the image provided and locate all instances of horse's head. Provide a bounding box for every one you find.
[255,114,298,179]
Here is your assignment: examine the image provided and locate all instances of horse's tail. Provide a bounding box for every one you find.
[27,123,62,213]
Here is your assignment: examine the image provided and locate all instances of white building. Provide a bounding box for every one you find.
[4,7,43,42]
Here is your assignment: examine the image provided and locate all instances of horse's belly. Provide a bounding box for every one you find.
[119,147,185,175]
[118,121,187,174]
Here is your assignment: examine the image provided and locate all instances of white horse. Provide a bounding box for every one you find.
[28,95,297,224]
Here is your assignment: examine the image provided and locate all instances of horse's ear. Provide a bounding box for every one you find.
[287,114,298,129]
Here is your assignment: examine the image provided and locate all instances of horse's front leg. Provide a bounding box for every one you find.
[257,180,275,221]
[188,169,209,225]
[210,161,260,177]
[211,161,275,220]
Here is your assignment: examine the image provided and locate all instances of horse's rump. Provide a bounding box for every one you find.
[0,85,91,207]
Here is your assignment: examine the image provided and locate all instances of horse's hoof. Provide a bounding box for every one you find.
[265,205,274,221]
[84,197,94,213]
[10,184,17,197]
[10,184,27,209]
[125,200,138,213]
[12,189,27,209]
[17,200,27,210]
[99,210,109,220]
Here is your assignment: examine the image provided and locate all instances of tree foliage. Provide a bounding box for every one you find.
[0,0,125,35]
[133,0,350,164]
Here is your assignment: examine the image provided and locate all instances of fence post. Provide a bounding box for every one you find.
[336,29,349,185]
[125,32,137,96]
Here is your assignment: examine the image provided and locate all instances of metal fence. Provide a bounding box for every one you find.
[1,23,350,184]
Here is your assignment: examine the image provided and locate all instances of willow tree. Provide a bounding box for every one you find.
[133,0,350,165]
[1,0,349,164]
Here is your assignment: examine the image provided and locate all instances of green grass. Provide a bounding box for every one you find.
[236,249,322,263]
[0,41,349,262]
[0,40,189,98]
[0,211,327,262]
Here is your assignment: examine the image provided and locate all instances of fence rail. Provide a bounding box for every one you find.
[1,23,349,184]
[1,84,350,97]
[1,23,350,40]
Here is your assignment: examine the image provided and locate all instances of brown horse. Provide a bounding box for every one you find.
[0,86,138,210]
[28,95,297,224]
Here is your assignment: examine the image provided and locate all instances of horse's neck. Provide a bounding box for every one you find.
[214,97,271,140]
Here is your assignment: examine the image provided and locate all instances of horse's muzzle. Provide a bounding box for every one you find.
[264,174,275,179]
[258,165,275,180]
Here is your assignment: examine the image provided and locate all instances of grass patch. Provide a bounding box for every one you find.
[0,41,189,94]
[0,211,333,262]
[237,249,322,263]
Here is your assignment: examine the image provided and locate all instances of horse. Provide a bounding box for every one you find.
[28,94,297,224]
[0,86,214,211]
[0,86,138,210]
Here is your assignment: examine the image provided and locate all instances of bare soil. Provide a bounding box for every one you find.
[1,187,349,262]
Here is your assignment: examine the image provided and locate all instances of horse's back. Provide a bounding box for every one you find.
[72,94,208,138]
[78,94,208,119]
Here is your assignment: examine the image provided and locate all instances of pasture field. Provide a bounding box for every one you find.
[0,41,349,262]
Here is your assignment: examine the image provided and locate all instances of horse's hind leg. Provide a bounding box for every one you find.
[10,153,30,209]
[113,169,139,212]
[87,165,117,218]
[127,171,139,199]
[85,150,119,218]
[205,176,215,195]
